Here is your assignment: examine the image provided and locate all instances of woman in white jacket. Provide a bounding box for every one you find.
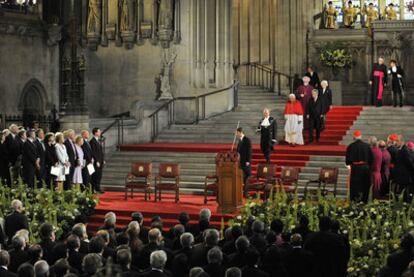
[54,132,70,189]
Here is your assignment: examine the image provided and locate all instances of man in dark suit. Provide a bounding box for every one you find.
[304,217,347,277]
[5,200,29,241]
[138,250,170,277]
[305,66,321,89]
[318,80,332,130]
[0,250,17,277]
[7,236,29,273]
[257,108,277,163]
[22,130,39,188]
[66,234,84,274]
[136,229,172,271]
[190,229,221,268]
[394,136,414,201]
[248,220,267,254]
[90,128,104,193]
[34,129,46,188]
[285,234,316,277]
[202,247,225,277]
[38,223,56,266]
[306,89,324,143]
[236,127,252,197]
[64,129,77,190]
[43,133,57,188]
[81,130,93,188]
[241,248,269,277]
[4,124,20,186]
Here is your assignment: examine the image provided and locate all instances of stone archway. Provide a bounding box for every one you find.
[18,79,48,127]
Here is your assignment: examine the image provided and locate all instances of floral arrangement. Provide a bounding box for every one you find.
[0,181,98,242]
[230,189,414,277]
[320,42,353,69]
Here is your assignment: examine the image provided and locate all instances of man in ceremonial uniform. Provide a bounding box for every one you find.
[324,1,337,29]
[306,90,324,143]
[388,60,405,107]
[369,56,387,107]
[363,3,378,28]
[343,1,356,28]
[257,108,277,163]
[346,130,373,203]
[236,127,252,197]
[385,3,398,20]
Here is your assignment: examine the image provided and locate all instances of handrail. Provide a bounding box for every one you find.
[242,62,293,95]
[101,113,128,152]
[148,81,239,142]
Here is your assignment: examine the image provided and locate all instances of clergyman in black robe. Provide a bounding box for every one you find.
[256,108,277,163]
[345,131,373,203]
[369,57,387,107]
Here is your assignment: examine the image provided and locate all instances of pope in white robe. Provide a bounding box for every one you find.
[284,94,304,146]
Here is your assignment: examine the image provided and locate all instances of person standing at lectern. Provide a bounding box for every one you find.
[257,108,277,163]
[236,128,252,198]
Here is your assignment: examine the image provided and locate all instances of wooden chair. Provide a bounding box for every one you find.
[276,167,300,193]
[247,163,277,197]
[154,163,180,203]
[125,162,152,200]
[304,167,339,198]
[204,174,218,204]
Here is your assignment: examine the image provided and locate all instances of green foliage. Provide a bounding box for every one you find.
[231,190,414,277]
[320,42,353,69]
[0,179,98,242]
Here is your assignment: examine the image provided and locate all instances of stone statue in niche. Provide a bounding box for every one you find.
[158,0,174,48]
[158,48,177,100]
[87,0,101,33]
[119,0,131,31]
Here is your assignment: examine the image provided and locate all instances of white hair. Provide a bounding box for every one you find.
[128,221,140,232]
[34,260,49,277]
[289,94,296,99]
[15,229,29,243]
[104,212,116,225]
[150,250,167,270]
[321,80,328,87]
[302,76,310,81]
[11,199,23,211]
[199,208,211,221]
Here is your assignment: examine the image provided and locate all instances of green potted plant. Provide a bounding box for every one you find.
[320,42,353,80]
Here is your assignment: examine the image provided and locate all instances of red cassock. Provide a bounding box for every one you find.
[284,100,304,115]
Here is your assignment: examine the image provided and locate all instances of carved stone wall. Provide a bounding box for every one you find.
[0,13,60,115]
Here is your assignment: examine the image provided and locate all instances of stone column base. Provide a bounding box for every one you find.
[59,115,90,132]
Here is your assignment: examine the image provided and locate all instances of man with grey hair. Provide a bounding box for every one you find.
[0,250,15,276]
[228,236,250,268]
[34,260,49,277]
[8,235,28,272]
[257,107,277,163]
[137,228,172,270]
[174,232,194,259]
[225,267,242,277]
[82,253,102,276]
[189,267,206,277]
[191,229,220,267]
[5,200,29,240]
[71,223,89,254]
[203,247,225,277]
[138,250,168,277]
[190,208,213,239]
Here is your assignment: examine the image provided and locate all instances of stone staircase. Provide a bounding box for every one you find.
[341,106,414,144]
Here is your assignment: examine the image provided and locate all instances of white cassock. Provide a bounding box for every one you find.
[284,114,304,145]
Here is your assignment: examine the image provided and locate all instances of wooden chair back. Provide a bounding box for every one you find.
[131,162,152,178]
[158,163,180,178]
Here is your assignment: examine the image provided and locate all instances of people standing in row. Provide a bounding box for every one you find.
[257,108,277,163]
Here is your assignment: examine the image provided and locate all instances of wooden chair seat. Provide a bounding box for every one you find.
[155,163,180,203]
[247,163,277,198]
[125,162,152,201]
[305,167,339,198]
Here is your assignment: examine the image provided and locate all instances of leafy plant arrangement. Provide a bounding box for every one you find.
[230,188,414,277]
[320,42,353,70]
[0,180,98,242]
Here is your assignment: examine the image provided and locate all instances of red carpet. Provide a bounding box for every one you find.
[88,192,234,234]
[88,106,362,233]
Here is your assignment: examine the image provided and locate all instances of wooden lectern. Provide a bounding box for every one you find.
[216,152,243,214]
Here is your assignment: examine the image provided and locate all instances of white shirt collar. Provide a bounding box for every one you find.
[152,268,163,273]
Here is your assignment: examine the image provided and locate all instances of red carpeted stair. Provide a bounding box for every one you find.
[87,106,362,233]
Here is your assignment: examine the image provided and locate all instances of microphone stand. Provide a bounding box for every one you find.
[231,121,240,152]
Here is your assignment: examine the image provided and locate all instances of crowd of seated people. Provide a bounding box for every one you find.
[1,199,414,276]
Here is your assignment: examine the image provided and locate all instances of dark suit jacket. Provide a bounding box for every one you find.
[138,269,170,277]
[394,145,414,186]
[307,97,324,118]
[33,139,45,168]
[4,134,19,165]
[8,249,29,273]
[44,143,57,168]
[136,243,172,270]
[79,240,89,255]
[305,71,320,88]
[258,117,277,151]
[241,265,270,277]
[82,140,93,164]
[64,139,77,168]
[4,212,29,239]
[39,239,56,265]
[22,140,38,171]
[90,137,104,165]
[0,267,17,277]
[249,233,267,253]
[318,88,333,114]
[68,249,85,273]
[285,247,316,277]
[203,263,225,277]
[237,136,252,166]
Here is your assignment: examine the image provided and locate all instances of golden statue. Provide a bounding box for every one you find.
[343,1,356,28]
[119,0,130,31]
[87,0,101,33]
[385,3,398,20]
[363,3,378,28]
[324,1,337,29]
